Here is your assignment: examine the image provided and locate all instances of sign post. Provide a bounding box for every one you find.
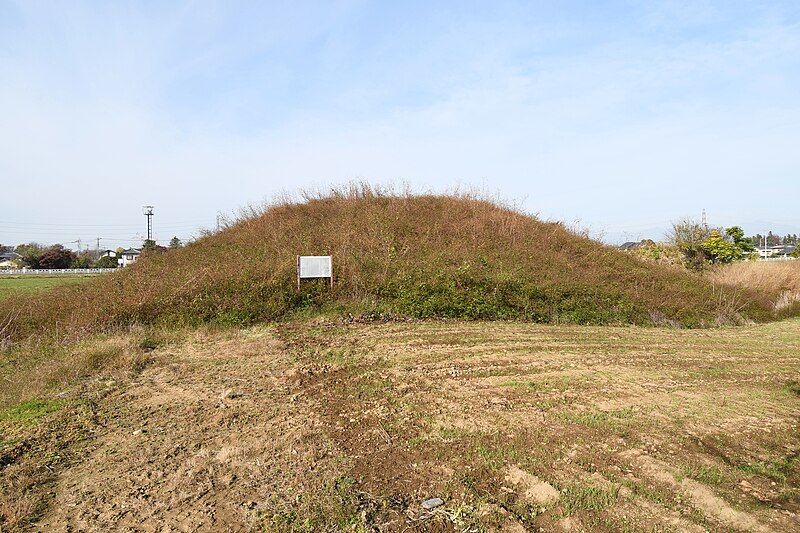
[297,256,333,289]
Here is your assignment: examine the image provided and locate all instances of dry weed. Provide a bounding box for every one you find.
[709,261,800,311]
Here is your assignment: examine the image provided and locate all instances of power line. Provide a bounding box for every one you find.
[0,220,207,228]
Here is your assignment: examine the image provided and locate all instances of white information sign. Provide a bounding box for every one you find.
[297,255,333,288]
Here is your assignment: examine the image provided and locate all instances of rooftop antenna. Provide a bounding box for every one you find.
[143,206,154,242]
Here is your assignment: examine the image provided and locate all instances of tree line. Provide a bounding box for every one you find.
[748,233,798,247]
[0,237,183,269]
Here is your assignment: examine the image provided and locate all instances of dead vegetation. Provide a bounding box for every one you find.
[2,318,798,531]
[0,185,783,342]
[709,260,800,312]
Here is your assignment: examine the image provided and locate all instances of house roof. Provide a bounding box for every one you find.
[619,242,641,251]
[765,244,796,252]
[0,252,21,260]
[121,248,141,255]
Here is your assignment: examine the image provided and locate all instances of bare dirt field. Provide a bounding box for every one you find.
[2,318,799,532]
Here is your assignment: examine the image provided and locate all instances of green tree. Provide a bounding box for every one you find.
[93,256,118,268]
[169,236,182,249]
[725,226,755,254]
[15,242,45,269]
[702,230,742,264]
[72,252,93,269]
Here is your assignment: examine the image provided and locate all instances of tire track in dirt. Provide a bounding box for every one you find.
[621,449,796,532]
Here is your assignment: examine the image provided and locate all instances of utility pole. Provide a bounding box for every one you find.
[143,206,155,242]
[96,237,101,253]
[216,213,222,232]
[701,209,707,229]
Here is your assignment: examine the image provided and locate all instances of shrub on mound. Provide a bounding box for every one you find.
[1,186,780,340]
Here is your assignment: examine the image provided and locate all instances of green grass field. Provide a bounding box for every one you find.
[0,276,94,301]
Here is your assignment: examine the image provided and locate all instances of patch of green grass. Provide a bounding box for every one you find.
[436,427,481,441]
[260,475,366,532]
[476,444,506,470]
[784,380,800,396]
[353,374,391,400]
[560,408,633,428]
[138,335,161,352]
[405,434,427,448]
[308,347,357,365]
[500,378,547,391]
[501,375,583,394]
[738,456,799,484]
[0,399,63,424]
[677,464,726,485]
[0,276,94,301]
[560,484,620,516]
[618,478,675,507]
[533,396,574,411]
[472,437,523,471]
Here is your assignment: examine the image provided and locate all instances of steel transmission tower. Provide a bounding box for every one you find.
[143,206,155,242]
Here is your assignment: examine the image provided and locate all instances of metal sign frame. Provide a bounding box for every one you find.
[296,255,333,289]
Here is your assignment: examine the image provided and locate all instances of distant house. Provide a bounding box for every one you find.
[758,244,796,259]
[119,248,141,267]
[619,239,655,251]
[100,249,117,258]
[0,251,22,269]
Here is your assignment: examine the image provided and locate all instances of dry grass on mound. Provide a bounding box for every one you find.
[709,260,800,312]
[0,185,780,341]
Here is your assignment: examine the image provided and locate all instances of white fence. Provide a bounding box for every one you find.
[0,268,116,276]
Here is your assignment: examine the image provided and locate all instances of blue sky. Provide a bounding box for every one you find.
[1,1,798,247]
